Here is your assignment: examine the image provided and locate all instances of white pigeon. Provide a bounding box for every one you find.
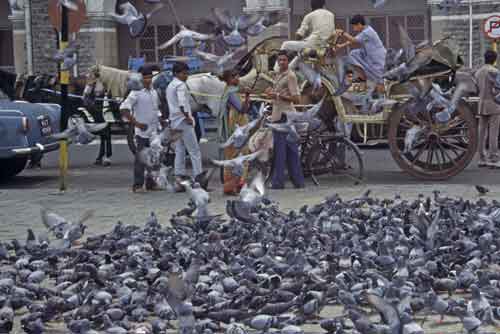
[110,2,164,38]
[180,181,211,219]
[8,0,22,12]
[194,46,247,72]
[371,0,386,8]
[43,41,78,71]
[239,172,265,207]
[211,150,264,177]
[51,116,107,145]
[158,26,214,50]
[156,167,175,192]
[57,0,79,11]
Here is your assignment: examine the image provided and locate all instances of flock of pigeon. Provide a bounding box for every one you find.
[2,181,500,333]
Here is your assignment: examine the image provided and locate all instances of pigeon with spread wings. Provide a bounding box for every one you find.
[110,2,164,38]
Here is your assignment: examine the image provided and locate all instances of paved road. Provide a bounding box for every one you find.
[1,138,499,242]
[2,139,499,334]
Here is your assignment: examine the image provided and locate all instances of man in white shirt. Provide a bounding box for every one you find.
[167,62,207,191]
[120,65,161,193]
[281,0,335,52]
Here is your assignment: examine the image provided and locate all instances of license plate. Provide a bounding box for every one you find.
[38,116,52,137]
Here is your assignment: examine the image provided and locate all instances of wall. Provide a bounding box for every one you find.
[429,1,500,68]
[30,0,58,75]
[0,1,14,71]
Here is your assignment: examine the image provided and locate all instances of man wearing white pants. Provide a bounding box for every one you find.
[167,62,208,191]
[280,0,335,53]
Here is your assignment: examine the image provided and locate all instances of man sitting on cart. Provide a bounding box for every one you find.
[280,0,335,53]
[333,14,387,95]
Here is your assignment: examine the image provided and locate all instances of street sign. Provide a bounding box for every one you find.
[48,0,87,33]
[483,15,500,40]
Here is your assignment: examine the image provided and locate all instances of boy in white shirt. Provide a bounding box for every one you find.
[120,65,161,193]
[167,62,209,191]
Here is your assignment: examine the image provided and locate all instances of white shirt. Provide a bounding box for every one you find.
[166,77,192,129]
[120,88,160,138]
[296,9,336,48]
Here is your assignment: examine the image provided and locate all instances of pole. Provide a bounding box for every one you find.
[469,0,473,67]
[59,5,69,192]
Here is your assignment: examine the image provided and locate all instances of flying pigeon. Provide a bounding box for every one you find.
[40,208,93,247]
[110,2,164,38]
[265,120,301,143]
[371,0,386,8]
[220,105,266,149]
[290,57,322,92]
[194,46,247,73]
[50,116,108,145]
[439,0,464,9]
[239,172,266,208]
[158,25,215,50]
[212,8,261,47]
[180,181,211,219]
[211,150,264,177]
[8,0,22,12]
[57,0,79,11]
[45,41,78,71]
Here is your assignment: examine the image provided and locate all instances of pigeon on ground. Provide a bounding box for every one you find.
[180,181,211,219]
[475,185,489,196]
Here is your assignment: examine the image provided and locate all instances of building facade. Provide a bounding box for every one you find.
[3,0,431,77]
[428,0,500,68]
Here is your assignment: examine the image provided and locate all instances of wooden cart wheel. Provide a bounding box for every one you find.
[305,136,364,183]
[388,100,477,180]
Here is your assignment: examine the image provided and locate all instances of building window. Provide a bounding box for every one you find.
[0,29,14,71]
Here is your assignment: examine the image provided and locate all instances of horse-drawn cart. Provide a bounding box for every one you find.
[236,36,478,181]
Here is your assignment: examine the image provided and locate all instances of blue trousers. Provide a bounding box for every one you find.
[271,131,305,188]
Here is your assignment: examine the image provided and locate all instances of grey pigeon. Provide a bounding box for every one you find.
[211,150,264,177]
[110,2,164,38]
[51,116,108,145]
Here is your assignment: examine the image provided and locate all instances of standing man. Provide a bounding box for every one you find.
[265,50,305,189]
[120,65,161,193]
[476,50,500,169]
[281,0,335,52]
[167,62,208,191]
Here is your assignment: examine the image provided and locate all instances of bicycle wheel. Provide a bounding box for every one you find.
[306,136,364,183]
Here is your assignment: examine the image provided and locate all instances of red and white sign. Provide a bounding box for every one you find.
[484,15,500,40]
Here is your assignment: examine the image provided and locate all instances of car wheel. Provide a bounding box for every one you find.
[0,157,28,180]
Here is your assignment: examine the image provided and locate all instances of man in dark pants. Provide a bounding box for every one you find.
[120,65,161,193]
[265,50,305,189]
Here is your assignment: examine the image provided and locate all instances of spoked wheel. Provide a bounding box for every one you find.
[388,100,477,180]
[305,136,364,184]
